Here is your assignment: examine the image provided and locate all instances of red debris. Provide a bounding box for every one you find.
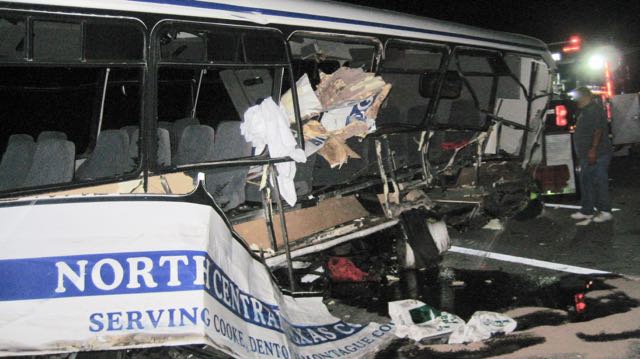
[441,139,470,151]
[327,257,370,282]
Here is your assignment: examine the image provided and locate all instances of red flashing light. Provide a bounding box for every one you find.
[563,35,582,53]
[574,293,587,314]
[562,45,581,53]
[555,105,568,127]
[569,35,581,45]
[604,61,614,98]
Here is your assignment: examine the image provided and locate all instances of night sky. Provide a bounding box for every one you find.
[338,0,640,91]
[337,0,640,50]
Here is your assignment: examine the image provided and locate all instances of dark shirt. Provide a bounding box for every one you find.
[573,101,612,159]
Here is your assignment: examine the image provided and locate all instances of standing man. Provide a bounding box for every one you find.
[571,87,613,225]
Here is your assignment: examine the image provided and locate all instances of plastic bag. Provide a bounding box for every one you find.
[448,311,517,344]
[388,299,465,344]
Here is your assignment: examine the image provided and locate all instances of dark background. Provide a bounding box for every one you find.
[337,0,640,92]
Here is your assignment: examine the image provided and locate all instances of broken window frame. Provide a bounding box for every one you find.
[0,10,147,199]
[455,49,546,160]
[287,30,383,73]
[376,38,449,132]
[0,11,146,65]
[148,20,304,176]
[451,48,502,118]
[520,55,553,162]
[380,38,448,74]
[369,39,451,192]
[424,47,535,155]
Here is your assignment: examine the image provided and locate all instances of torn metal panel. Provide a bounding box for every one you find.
[377,188,437,218]
[233,195,369,250]
[266,217,400,268]
[0,182,396,357]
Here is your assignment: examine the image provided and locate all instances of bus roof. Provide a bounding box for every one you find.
[3,0,552,59]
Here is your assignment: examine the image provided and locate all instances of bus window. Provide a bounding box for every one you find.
[85,22,144,61]
[492,53,529,156]
[497,54,523,100]
[432,49,503,130]
[0,17,25,59]
[0,14,145,196]
[32,20,82,61]
[245,32,287,64]
[287,32,382,186]
[288,32,380,86]
[153,22,294,211]
[160,30,207,62]
[379,40,446,126]
[377,40,447,167]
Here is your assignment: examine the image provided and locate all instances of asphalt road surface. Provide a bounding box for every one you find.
[453,155,640,277]
[325,155,640,358]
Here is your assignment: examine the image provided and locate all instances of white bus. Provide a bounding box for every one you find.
[0,0,556,357]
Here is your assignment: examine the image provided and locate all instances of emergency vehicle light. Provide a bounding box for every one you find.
[555,105,568,127]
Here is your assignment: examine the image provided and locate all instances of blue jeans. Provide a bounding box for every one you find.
[579,154,612,215]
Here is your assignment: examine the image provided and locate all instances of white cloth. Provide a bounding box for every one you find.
[241,97,306,206]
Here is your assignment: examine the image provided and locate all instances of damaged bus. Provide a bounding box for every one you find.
[0,0,555,357]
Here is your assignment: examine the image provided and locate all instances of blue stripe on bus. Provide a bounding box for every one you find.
[130,0,546,51]
[0,249,365,341]
[0,250,204,301]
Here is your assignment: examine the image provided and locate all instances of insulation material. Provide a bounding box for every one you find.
[316,67,391,134]
[301,120,329,157]
[303,120,367,168]
[300,67,392,168]
[318,136,362,168]
[280,73,323,124]
[316,67,388,110]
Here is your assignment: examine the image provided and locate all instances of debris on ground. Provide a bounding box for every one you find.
[388,299,465,344]
[301,266,325,283]
[448,311,517,344]
[482,218,504,231]
[327,256,372,282]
